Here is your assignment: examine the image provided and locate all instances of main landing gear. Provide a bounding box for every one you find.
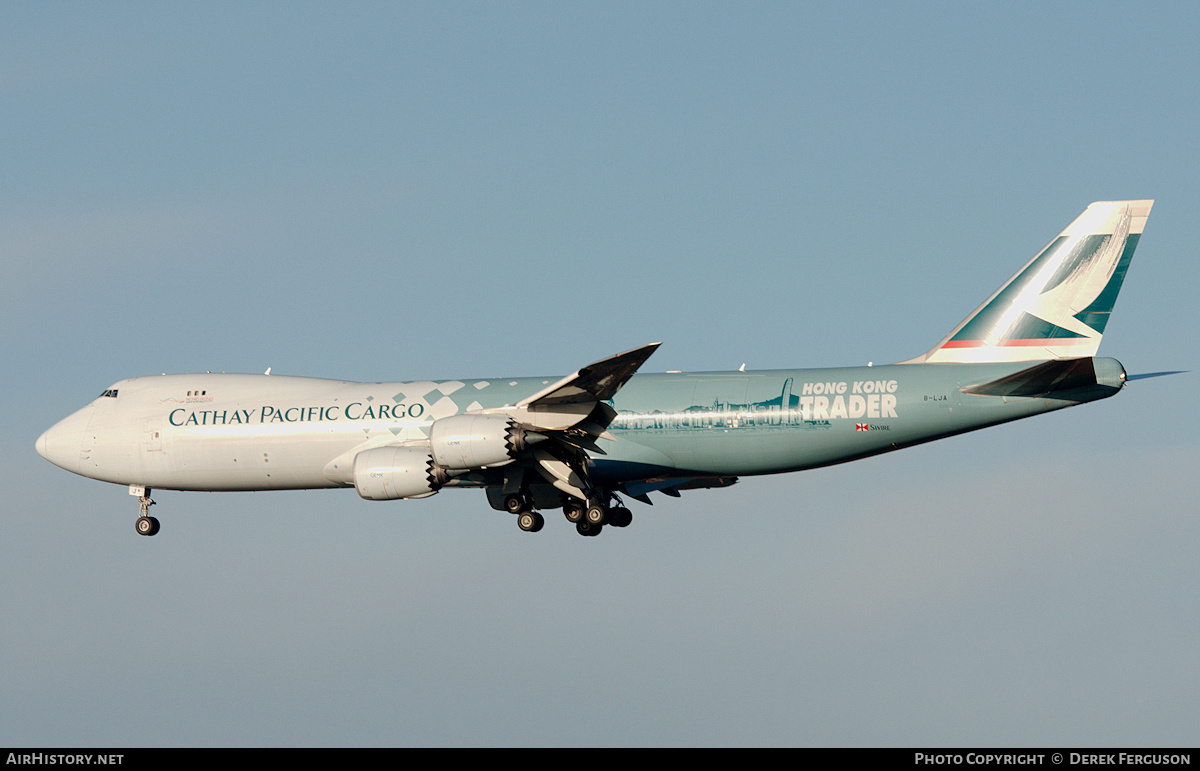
[131,485,160,536]
[567,501,633,537]
[504,493,545,533]
[516,510,545,533]
[507,492,632,537]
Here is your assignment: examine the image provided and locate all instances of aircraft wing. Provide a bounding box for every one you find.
[470,343,662,502]
[485,342,660,431]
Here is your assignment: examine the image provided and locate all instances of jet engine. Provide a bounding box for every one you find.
[353,445,447,501]
[428,413,541,469]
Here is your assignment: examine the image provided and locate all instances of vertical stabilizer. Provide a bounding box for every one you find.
[906,200,1153,364]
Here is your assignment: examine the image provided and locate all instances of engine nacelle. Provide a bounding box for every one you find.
[353,445,447,501]
[429,413,533,469]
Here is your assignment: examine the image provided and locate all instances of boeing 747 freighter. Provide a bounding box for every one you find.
[37,200,1158,537]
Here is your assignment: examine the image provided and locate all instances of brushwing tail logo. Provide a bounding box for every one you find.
[910,200,1152,364]
[1021,204,1130,340]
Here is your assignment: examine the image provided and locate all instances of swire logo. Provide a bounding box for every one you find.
[856,423,890,432]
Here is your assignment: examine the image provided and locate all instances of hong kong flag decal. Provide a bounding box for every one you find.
[855,423,869,431]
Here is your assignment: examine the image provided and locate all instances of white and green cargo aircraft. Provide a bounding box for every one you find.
[38,200,1159,537]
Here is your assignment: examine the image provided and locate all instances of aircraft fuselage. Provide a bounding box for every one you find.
[38,358,1126,494]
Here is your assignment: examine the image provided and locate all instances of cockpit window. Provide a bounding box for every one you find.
[99,389,119,398]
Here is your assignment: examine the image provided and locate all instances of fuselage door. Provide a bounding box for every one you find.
[144,420,163,452]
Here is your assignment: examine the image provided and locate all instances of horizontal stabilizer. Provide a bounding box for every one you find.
[961,357,1125,398]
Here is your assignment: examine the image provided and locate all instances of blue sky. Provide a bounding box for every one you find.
[3,2,1197,746]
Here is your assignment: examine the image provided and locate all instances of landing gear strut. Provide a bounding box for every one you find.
[131,485,159,536]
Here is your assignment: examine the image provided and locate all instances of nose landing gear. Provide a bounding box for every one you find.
[130,485,159,536]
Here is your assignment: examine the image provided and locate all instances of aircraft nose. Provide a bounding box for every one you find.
[36,407,93,474]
